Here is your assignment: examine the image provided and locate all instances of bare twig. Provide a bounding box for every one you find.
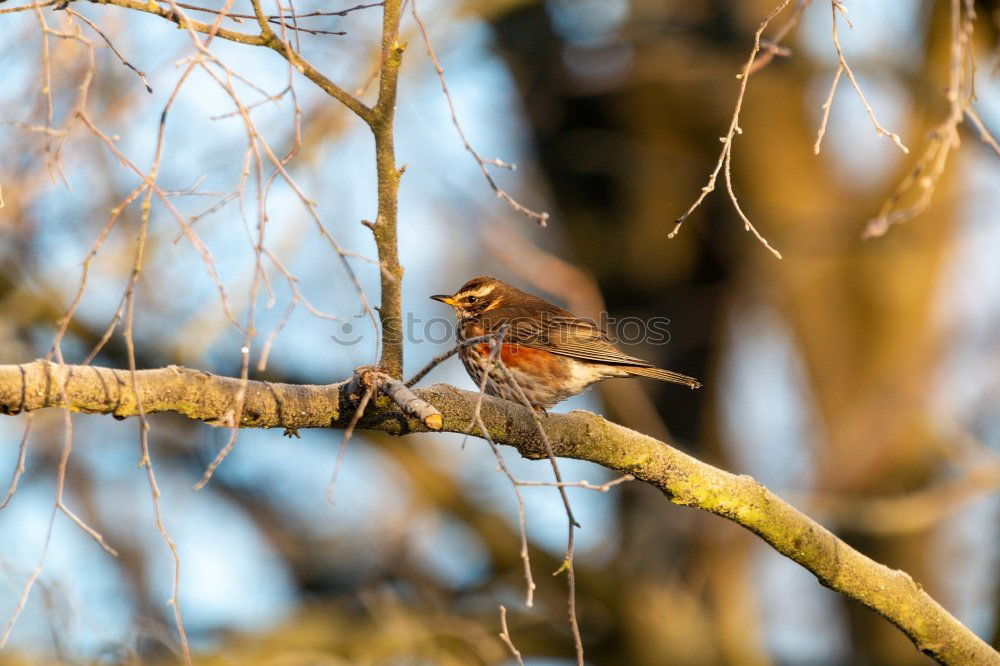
[379,375,443,430]
[0,0,56,15]
[0,502,56,648]
[746,0,812,76]
[1,25,134,653]
[515,474,634,492]
[256,301,296,372]
[67,8,153,92]
[169,0,381,22]
[0,413,32,510]
[965,107,1000,157]
[862,0,975,239]
[405,333,503,388]
[96,0,374,120]
[814,0,909,158]
[326,366,444,504]
[410,0,549,226]
[813,64,843,154]
[498,605,525,666]
[493,358,584,665]
[2,412,118,649]
[464,327,537,608]
[326,373,376,504]
[672,0,793,259]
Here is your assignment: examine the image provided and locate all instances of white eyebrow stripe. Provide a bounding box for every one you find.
[457,284,495,299]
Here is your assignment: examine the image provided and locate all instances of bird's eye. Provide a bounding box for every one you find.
[466,295,478,304]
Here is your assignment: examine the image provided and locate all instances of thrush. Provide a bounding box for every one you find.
[431,276,701,410]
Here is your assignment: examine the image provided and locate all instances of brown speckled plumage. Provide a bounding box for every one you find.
[431,276,700,410]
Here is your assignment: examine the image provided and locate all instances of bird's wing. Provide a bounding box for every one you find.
[481,305,653,368]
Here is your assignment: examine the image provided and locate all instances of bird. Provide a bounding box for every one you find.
[430,276,701,410]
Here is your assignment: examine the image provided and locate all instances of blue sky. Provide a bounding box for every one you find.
[0,0,998,660]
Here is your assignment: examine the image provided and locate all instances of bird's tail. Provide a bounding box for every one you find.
[625,366,702,389]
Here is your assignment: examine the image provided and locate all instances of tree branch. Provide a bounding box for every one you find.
[368,0,406,378]
[92,0,267,45]
[80,0,402,372]
[92,0,373,122]
[0,360,996,665]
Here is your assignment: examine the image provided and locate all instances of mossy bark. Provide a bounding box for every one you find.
[0,360,995,666]
[370,0,406,379]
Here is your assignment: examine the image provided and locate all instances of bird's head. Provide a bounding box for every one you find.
[430,276,507,321]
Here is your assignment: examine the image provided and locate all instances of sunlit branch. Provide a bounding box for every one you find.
[92,0,372,121]
[1,360,996,665]
[672,0,791,259]
[411,0,550,226]
[368,0,406,378]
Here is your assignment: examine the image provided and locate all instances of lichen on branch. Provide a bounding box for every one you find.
[0,359,995,665]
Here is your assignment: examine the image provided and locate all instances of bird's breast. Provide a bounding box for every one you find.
[466,341,566,375]
[458,321,485,341]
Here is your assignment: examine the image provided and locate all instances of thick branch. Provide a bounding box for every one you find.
[369,0,406,378]
[0,361,995,665]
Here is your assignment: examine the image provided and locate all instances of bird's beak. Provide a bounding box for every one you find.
[430,294,458,306]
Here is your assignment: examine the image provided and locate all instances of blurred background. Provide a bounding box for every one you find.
[1,0,999,663]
